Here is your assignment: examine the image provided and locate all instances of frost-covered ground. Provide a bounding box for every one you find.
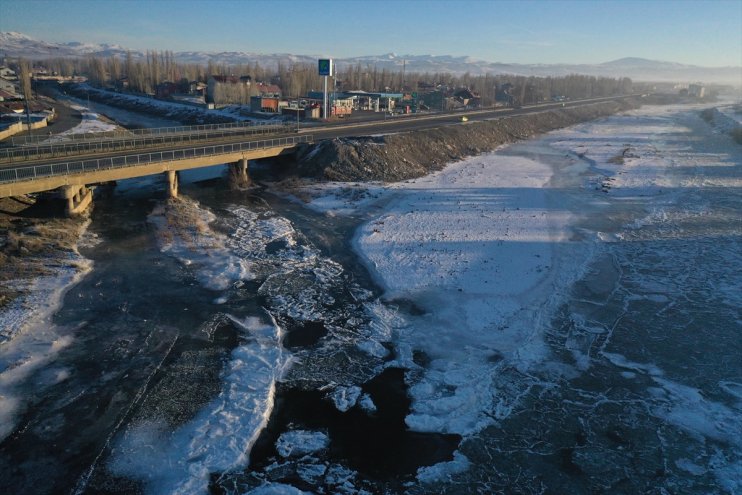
[293,100,742,492]
[719,103,742,126]
[76,83,285,123]
[0,105,120,442]
[300,145,593,449]
[3,99,740,494]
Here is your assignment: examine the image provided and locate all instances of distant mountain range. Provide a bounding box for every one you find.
[1,31,740,85]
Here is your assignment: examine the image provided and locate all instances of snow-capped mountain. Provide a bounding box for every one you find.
[1,32,740,85]
[0,31,145,59]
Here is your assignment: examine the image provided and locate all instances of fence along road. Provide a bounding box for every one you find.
[0,135,312,198]
[0,121,294,162]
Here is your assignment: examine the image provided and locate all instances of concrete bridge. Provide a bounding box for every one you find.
[0,133,311,215]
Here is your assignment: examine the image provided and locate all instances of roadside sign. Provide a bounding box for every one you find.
[318,59,334,76]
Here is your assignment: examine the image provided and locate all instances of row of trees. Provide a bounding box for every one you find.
[44,50,207,94]
[34,53,633,105]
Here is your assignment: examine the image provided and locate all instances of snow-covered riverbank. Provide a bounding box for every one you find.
[289,99,742,491]
[353,151,592,436]
[0,107,119,441]
[3,96,740,493]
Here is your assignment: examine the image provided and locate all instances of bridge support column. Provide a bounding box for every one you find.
[61,184,92,217]
[229,158,252,189]
[166,170,179,198]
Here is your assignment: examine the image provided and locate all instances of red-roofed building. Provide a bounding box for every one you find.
[0,89,19,101]
[255,83,281,98]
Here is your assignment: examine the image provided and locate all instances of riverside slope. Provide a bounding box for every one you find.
[296,99,642,182]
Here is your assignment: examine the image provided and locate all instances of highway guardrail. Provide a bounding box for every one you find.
[0,122,295,163]
[0,135,312,185]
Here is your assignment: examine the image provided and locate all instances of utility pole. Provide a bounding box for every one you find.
[323,74,328,119]
[402,59,406,92]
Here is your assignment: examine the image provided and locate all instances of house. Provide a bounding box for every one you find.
[250,95,280,113]
[207,75,252,104]
[115,77,130,91]
[255,83,281,98]
[155,81,179,99]
[418,90,446,111]
[0,78,18,95]
[0,67,17,80]
[189,81,206,96]
[688,84,705,98]
[454,88,478,106]
[0,89,19,101]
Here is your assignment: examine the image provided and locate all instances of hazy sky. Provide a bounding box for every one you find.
[2,0,741,66]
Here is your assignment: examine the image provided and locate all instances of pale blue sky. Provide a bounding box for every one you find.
[2,0,741,66]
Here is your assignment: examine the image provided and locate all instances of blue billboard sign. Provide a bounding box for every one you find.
[318,59,333,76]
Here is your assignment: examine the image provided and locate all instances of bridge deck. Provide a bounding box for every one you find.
[0,135,311,198]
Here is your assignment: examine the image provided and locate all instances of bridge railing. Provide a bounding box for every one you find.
[1,121,295,163]
[9,119,292,146]
[0,135,312,185]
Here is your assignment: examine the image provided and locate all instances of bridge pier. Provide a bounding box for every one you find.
[61,184,93,217]
[229,158,252,189]
[166,170,179,198]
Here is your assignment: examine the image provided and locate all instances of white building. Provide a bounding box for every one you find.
[688,84,705,98]
[0,67,17,80]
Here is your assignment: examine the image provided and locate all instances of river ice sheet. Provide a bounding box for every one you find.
[2,100,740,494]
[302,101,742,492]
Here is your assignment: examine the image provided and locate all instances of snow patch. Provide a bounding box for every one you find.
[243,483,313,495]
[328,385,362,412]
[276,430,329,458]
[350,151,591,436]
[415,451,471,484]
[109,313,292,495]
[148,198,255,292]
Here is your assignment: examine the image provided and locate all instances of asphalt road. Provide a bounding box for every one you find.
[303,95,634,140]
[0,95,638,172]
[0,98,83,146]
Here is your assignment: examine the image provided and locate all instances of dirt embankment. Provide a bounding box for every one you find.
[0,197,88,309]
[294,99,642,182]
[700,105,742,145]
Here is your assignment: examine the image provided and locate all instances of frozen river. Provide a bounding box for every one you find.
[0,101,740,494]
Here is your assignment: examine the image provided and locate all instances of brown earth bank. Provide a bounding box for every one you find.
[293,98,643,182]
[0,196,88,311]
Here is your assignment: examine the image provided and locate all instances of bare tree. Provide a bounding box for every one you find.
[18,58,34,130]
